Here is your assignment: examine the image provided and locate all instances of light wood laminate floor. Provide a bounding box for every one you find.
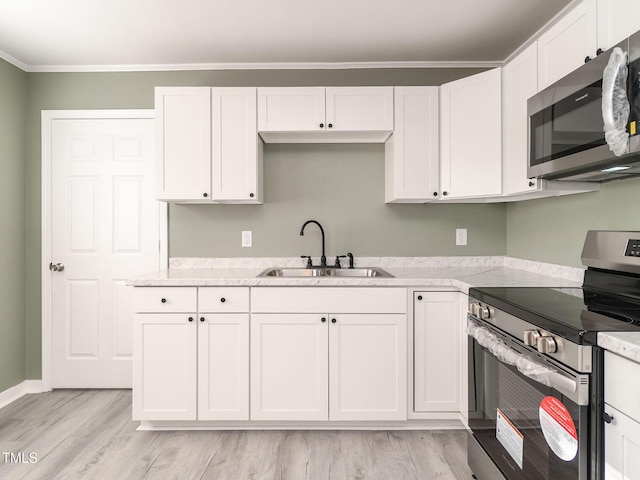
[0,390,473,480]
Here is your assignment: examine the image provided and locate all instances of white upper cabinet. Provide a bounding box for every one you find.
[211,87,262,203]
[440,68,502,200]
[537,0,598,90]
[597,0,640,50]
[155,86,263,204]
[385,87,440,203]
[156,87,212,201]
[257,86,393,143]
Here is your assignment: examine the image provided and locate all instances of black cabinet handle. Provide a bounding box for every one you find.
[203,193,208,198]
[529,181,535,187]
[603,412,614,424]
[442,191,448,196]
[417,295,423,301]
[220,297,226,303]
[433,192,438,196]
[188,317,194,322]
[328,123,333,128]
[200,317,205,322]
[585,56,591,63]
[161,298,167,303]
[319,123,324,128]
[321,317,327,323]
[331,318,337,323]
[249,193,254,198]
[596,48,604,56]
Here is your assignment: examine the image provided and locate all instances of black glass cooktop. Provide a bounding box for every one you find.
[469,285,640,345]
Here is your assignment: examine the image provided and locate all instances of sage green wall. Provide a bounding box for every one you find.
[0,58,27,392]
[506,177,640,267]
[24,67,498,379]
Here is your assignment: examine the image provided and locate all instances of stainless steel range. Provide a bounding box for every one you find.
[466,231,640,480]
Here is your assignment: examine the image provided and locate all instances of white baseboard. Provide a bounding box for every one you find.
[0,380,44,410]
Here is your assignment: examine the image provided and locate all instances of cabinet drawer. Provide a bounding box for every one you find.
[133,287,197,313]
[199,287,250,312]
[251,287,406,313]
[605,351,640,420]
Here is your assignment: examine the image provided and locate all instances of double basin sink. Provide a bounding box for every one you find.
[257,267,394,278]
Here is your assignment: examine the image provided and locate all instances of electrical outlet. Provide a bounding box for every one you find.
[456,228,467,246]
[242,231,252,248]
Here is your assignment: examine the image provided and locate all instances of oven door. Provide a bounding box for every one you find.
[467,317,590,480]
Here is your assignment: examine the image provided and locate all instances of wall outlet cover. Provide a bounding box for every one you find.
[242,230,252,248]
[456,228,467,246]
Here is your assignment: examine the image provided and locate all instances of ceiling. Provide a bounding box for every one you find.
[0,0,574,72]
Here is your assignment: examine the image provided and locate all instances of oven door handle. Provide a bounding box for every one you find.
[467,319,577,397]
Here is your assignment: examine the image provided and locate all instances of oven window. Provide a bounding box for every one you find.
[530,80,606,166]
[469,340,586,480]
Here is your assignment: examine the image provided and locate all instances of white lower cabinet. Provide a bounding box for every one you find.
[604,351,640,479]
[132,287,249,421]
[413,291,462,413]
[250,287,407,422]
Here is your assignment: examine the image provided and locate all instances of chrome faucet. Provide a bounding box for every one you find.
[299,220,327,267]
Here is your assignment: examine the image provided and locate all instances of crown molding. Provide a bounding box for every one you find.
[0,48,29,72]
[24,60,502,73]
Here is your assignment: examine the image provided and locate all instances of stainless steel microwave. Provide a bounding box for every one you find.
[527,31,640,182]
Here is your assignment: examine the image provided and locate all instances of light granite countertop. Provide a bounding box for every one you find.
[127,256,584,293]
[598,332,640,364]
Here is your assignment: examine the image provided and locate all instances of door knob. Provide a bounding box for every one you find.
[49,262,65,272]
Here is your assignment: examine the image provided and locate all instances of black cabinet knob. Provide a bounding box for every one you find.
[433,192,438,196]
[596,48,604,56]
[200,317,205,322]
[188,317,194,322]
[249,193,254,198]
[585,56,591,63]
[603,412,614,424]
[321,317,327,323]
[529,181,535,187]
[220,297,226,303]
[328,123,333,128]
[203,193,208,198]
[417,295,423,301]
[320,123,324,128]
[442,191,448,196]
[331,318,337,323]
[161,298,167,303]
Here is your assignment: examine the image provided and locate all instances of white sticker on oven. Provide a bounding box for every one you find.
[539,396,578,461]
[496,408,524,469]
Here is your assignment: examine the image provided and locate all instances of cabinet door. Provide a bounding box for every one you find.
[198,314,249,420]
[211,87,263,203]
[414,292,461,412]
[250,314,329,421]
[598,0,640,50]
[385,86,439,203]
[257,87,326,132]
[502,43,541,196]
[155,87,211,201]
[329,314,407,421]
[325,87,394,132]
[132,313,197,421]
[440,68,502,199]
[537,0,597,90]
[604,404,640,480]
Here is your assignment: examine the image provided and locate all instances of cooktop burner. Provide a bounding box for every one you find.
[469,286,640,345]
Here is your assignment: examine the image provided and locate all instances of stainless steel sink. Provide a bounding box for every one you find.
[257,267,394,278]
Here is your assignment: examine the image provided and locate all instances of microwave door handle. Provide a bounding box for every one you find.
[602,46,630,156]
[467,319,578,398]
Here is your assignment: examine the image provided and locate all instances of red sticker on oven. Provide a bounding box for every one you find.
[539,396,578,461]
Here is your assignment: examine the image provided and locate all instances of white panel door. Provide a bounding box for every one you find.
[211,87,263,203]
[132,314,197,421]
[604,404,640,480]
[51,118,159,388]
[198,313,249,420]
[440,68,502,199]
[250,314,329,421]
[385,86,439,203]
[257,87,326,132]
[598,0,640,50]
[414,292,461,412]
[325,87,394,131]
[537,0,597,90]
[329,314,407,421]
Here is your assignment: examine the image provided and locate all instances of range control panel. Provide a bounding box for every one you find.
[624,239,640,257]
